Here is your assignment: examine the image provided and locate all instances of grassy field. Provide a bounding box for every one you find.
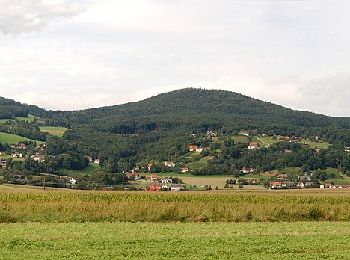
[1,187,350,223]
[39,126,68,137]
[232,134,250,144]
[181,175,234,189]
[1,221,349,259]
[302,138,330,149]
[58,163,100,177]
[0,131,31,144]
[0,115,36,124]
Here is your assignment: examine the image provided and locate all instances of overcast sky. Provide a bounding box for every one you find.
[0,0,350,116]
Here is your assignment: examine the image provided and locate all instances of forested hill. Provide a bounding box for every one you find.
[2,88,350,174]
[63,88,350,132]
[0,96,50,119]
[2,88,350,131]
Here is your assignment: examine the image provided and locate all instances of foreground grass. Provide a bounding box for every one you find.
[1,188,350,222]
[0,222,349,259]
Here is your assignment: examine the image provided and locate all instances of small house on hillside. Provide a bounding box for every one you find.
[0,160,7,169]
[188,145,205,152]
[164,161,175,168]
[149,175,159,181]
[17,143,27,150]
[180,167,189,173]
[31,154,45,163]
[239,130,250,136]
[248,142,260,150]
[12,153,23,158]
[93,159,100,164]
[241,167,256,174]
[344,147,350,153]
[147,164,153,172]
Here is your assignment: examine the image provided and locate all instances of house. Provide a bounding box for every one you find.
[132,166,140,173]
[150,175,159,181]
[180,167,189,173]
[344,147,350,153]
[31,154,45,163]
[38,144,47,153]
[195,147,204,152]
[0,160,7,169]
[164,161,175,168]
[206,130,218,137]
[16,143,27,150]
[149,184,161,192]
[161,185,170,190]
[248,142,260,150]
[171,184,183,192]
[188,145,204,152]
[69,178,77,185]
[188,145,197,152]
[324,184,350,189]
[269,181,290,189]
[241,167,256,174]
[12,153,23,158]
[161,178,173,184]
[239,130,250,136]
[93,159,100,164]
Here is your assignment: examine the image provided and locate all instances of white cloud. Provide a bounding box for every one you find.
[0,0,350,116]
[0,0,83,35]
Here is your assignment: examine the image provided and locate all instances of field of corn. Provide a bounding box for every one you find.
[1,222,350,259]
[1,188,350,222]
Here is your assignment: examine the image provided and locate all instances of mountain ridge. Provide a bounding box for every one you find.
[1,88,350,131]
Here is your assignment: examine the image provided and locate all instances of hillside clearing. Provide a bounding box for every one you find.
[40,126,68,137]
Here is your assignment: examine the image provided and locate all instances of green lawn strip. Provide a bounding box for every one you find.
[0,222,349,259]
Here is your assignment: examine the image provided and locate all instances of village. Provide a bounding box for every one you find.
[1,129,350,191]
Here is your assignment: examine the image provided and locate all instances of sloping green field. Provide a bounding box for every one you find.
[0,132,31,144]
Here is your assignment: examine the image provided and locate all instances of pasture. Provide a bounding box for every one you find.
[0,222,349,259]
[0,132,31,144]
[39,126,68,137]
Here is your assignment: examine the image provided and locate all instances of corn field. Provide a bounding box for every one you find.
[1,191,350,222]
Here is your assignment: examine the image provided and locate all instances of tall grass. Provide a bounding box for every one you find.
[1,191,350,223]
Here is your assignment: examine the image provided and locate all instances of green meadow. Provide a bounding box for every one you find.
[39,126,68,137]
[0,222,349,259]
[0,132,31,144]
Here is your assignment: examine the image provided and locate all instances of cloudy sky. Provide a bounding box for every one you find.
[1,0,350,116]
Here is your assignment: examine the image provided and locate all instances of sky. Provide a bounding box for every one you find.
[0,0,350,116]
